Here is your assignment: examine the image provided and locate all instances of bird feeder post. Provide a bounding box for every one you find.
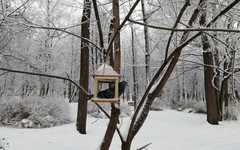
[91,64,121,103]
[114,78,119,99]
[93,78,99,99]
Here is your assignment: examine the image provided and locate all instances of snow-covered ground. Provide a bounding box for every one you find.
[1,103,240,150]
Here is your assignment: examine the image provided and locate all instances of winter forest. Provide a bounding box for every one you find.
[1,0,240,150]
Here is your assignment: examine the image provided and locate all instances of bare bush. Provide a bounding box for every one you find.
[0,96,72,128]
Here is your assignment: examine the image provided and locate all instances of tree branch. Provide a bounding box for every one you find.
[18,15,101,51]
[128,19,240,33]
[27,25,101,51]
[0,67,89,95]
[92,0,104,49]
[137,142,152,150]
[165,0,190,60]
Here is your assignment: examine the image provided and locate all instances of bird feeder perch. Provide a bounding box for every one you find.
[92,64,121,103]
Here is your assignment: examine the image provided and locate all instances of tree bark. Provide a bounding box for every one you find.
[203,51,219,124]
[100,104,120,150]
[141,0,150,85]
[199,1,219,125]
[76,0,91,134]
[131,25,138,110]
[219,60,229,120]
[113,0,121,74]
[99,0,121,149]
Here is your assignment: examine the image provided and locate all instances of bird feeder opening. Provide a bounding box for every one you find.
[92,64,121,103]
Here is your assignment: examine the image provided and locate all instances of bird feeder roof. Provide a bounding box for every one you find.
[92,64,121,77]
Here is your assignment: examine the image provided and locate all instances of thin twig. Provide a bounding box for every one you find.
[106,0,141,54]
[165,0,190,60]
[137,142,152,150]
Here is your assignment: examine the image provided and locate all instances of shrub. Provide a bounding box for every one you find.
[0,96,72,128]
[171,99,206,113]
[151,98,171,111]
[223,102,240,120]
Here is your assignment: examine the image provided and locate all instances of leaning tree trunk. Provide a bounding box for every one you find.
[76,0,91,134]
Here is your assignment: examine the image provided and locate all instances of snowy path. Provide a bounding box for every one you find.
[1,104,240,150]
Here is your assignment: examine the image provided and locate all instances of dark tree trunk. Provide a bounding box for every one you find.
[100,104,120,150]
[99,0,121,149]
[108,19,114,67]
[76,0,91,134]
[113,0,121,74]
[219,60,229,120]
[200,2,219,124]
[203,51,219,124]
[121,141,132,150]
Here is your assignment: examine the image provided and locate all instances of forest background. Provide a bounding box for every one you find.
[1,0,240,149]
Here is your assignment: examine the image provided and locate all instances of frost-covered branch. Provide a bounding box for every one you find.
[26,25,101,51]
[0,67,89,95]
[18,15,101,51]
[165,0,190,60]
[137,142,152,150]
[129,19,240,33]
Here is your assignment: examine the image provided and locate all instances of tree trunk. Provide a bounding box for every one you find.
[121,141,132,150]
[141,0,150,85]
[76,0,91,134]
[219,60,229,120]
[113,0,121,74]
[108,19,114,67]
[131,25,138,110]
[100,104,120,150]
[203,51,219,124]
[99,0,121,149]
[200,2,219,124]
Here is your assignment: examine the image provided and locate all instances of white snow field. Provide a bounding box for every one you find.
[1,103,240,150]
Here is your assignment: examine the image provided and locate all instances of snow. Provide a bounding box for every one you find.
[93,64,120,77]
[1,104,240,150]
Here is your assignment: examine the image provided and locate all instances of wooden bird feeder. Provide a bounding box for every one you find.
[92,64,121,103]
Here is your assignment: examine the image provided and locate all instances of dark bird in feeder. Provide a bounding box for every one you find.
[87,81,128,100]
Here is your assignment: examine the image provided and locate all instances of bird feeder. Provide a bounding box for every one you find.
[92,64,121,103]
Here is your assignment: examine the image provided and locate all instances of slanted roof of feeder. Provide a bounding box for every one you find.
[92,64,121,77]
